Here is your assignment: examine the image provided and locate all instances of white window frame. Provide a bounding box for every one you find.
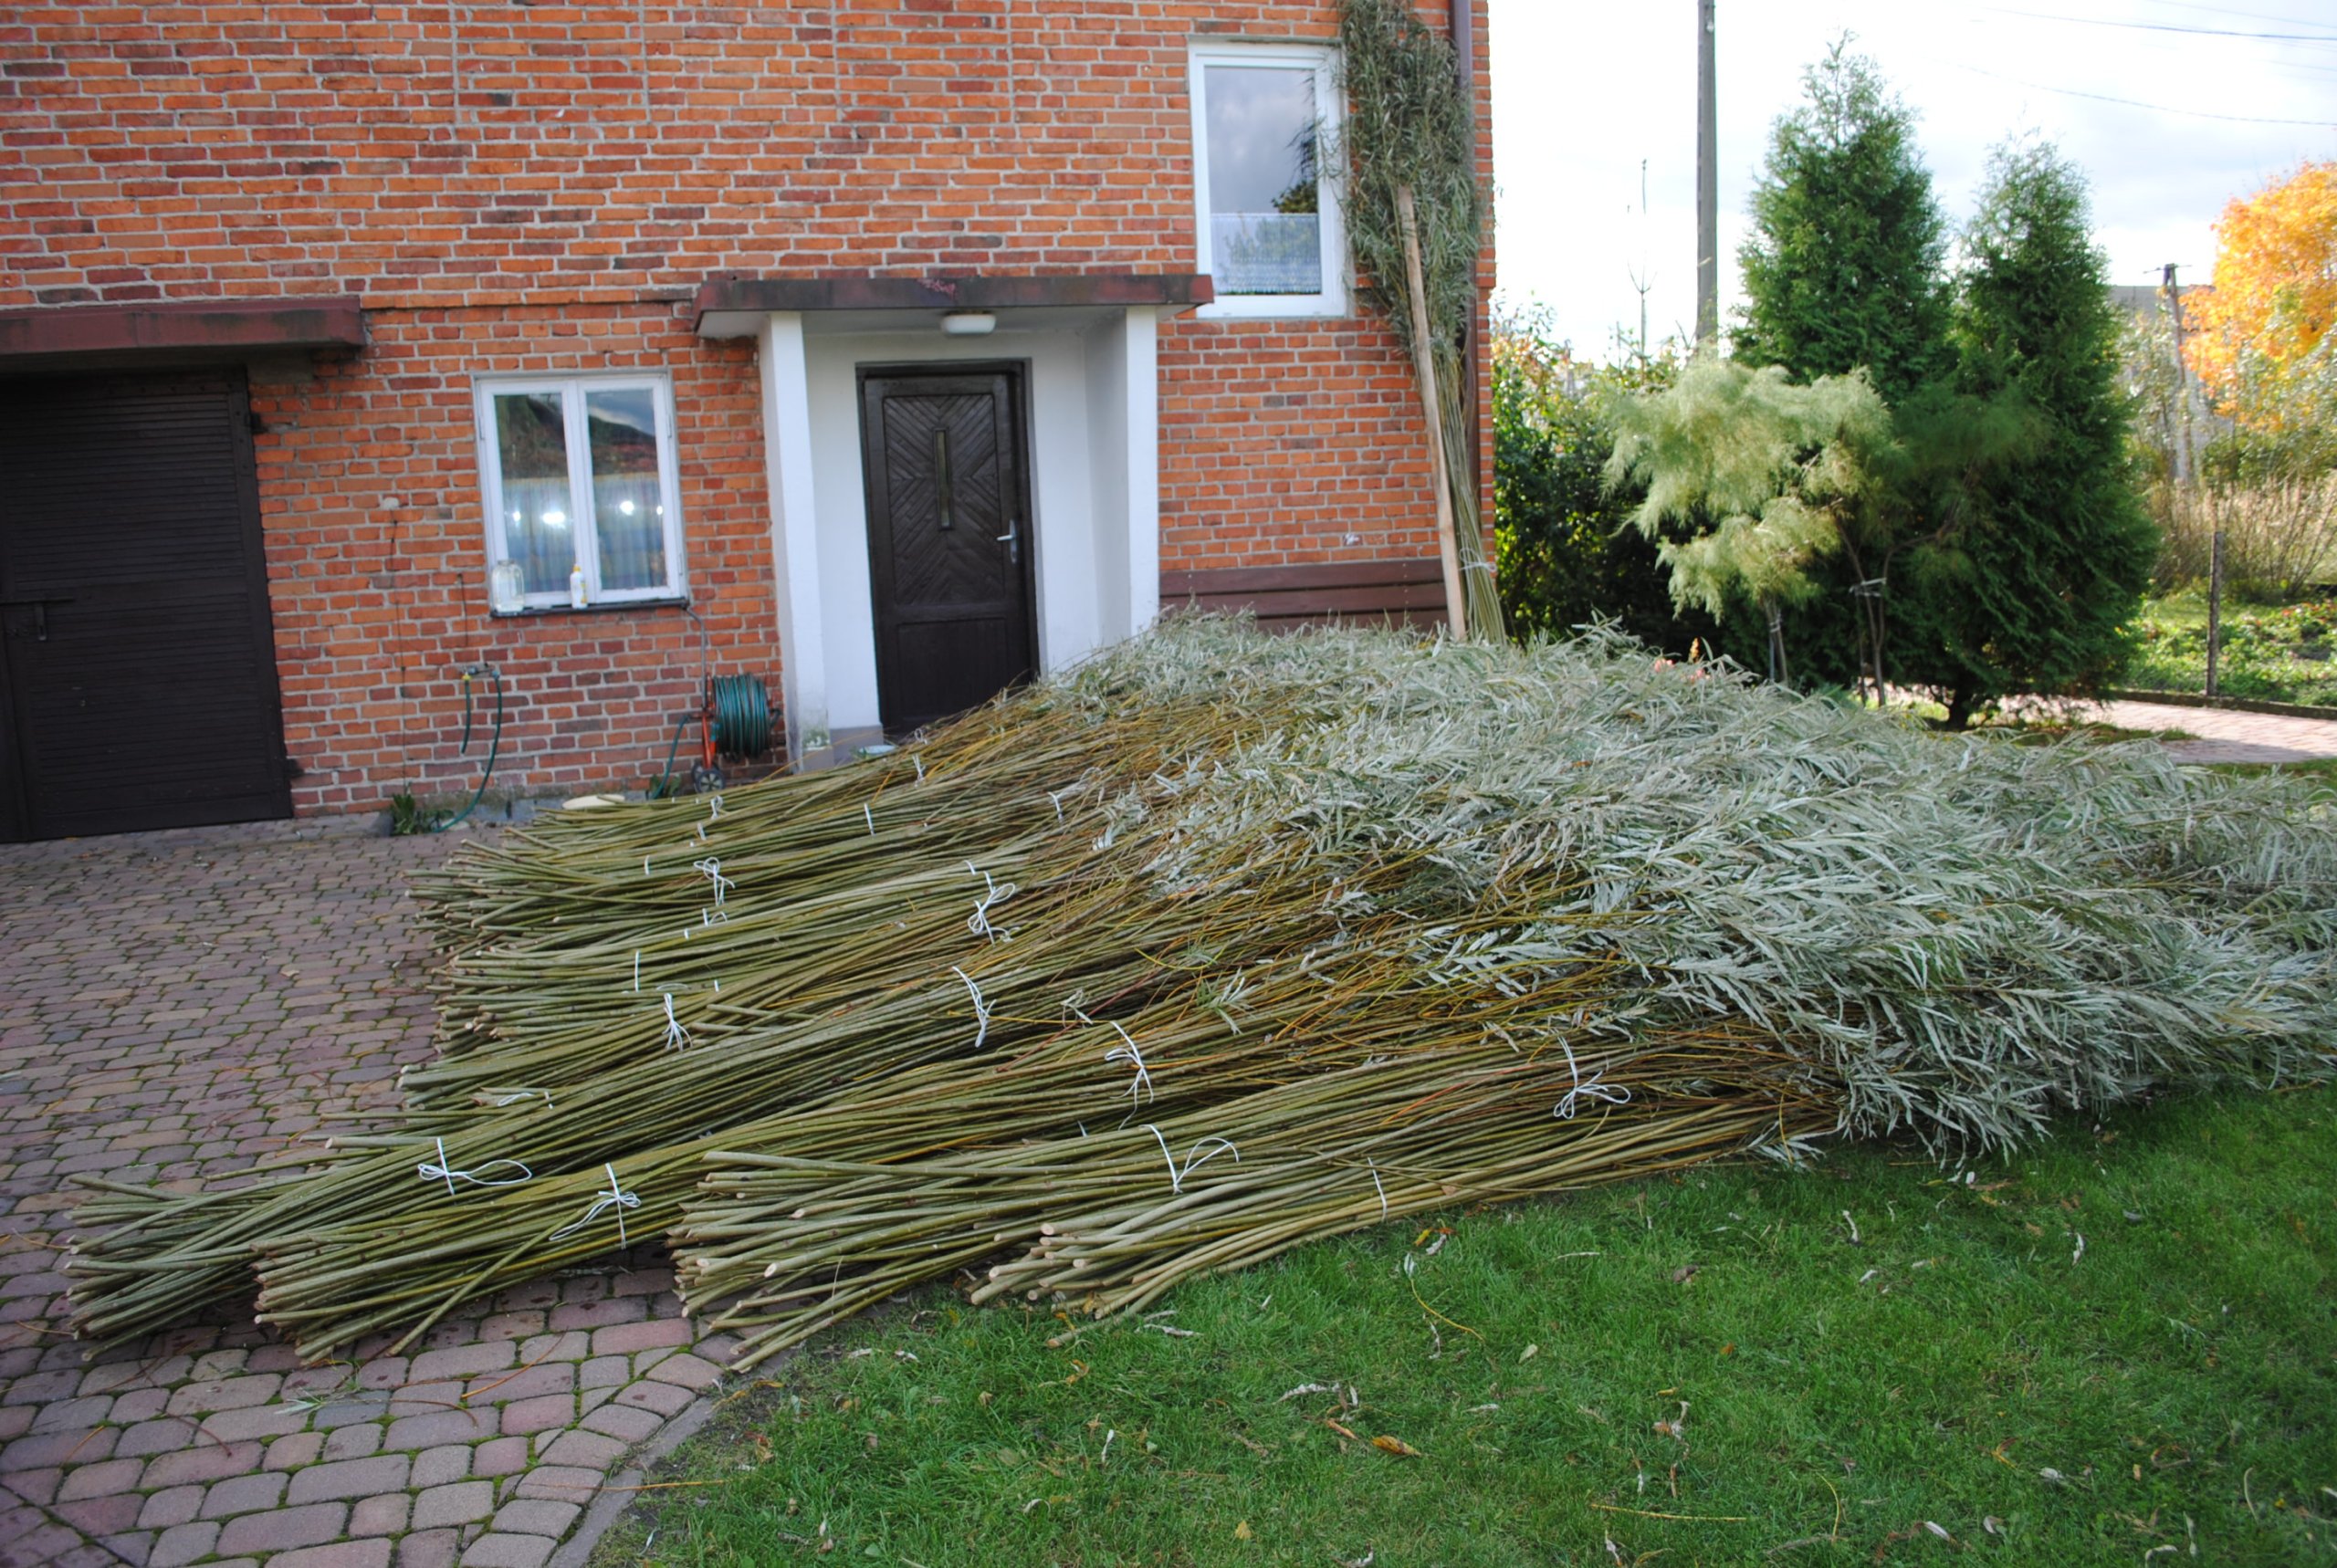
[472,372,688,611]
[1189,40,1347,320]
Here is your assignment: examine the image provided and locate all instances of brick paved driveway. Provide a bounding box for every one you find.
[0,821,732,1568]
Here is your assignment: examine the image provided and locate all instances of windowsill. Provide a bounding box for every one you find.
[489,596,691,618]
[1195,298,1348,321]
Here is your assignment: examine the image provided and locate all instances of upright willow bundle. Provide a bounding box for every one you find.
[1339,0,1505,642]
[68,621,2337,1366]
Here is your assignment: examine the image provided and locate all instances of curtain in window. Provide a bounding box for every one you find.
[493,393,578,595]
[1205,64,1323,296]
[586,387,668,592]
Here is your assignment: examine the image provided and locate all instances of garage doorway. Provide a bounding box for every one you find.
[0,369,292,841]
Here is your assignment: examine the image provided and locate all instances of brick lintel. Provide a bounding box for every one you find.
[0,297,368,366]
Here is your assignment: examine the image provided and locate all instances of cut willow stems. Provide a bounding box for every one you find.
[67,619,2337,1366]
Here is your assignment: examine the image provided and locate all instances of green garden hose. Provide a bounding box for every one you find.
[436,663,503,831]
[712,673,772,758]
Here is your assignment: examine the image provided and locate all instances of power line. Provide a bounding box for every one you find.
[1946,59,2337,125]
[1971,5,2337,43]
[2140,0,2337,30]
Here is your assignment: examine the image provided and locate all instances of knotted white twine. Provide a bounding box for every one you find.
[489,1090,554,1111]
[1141,1124,1240,1195]
[864,802,875,836]
[692,857,733,910]
[707,793,723,821]
[965,862,1015,943]
[1552,1039,1630,1120]
[661,992,690,1051]
[551,1163,641,1247]
[416,1136,533,1198]
[949,966,991,1051]
[1103,1021,1155,1107]
[1368,1158,1389,1219]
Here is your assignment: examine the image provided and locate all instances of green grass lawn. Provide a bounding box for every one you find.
[2125,591,2337,707]
[589,1086,2335,1567]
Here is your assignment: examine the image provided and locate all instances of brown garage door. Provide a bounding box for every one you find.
[0,369,291,841]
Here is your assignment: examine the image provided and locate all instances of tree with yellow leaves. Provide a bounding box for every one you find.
[2185,160,2336,474]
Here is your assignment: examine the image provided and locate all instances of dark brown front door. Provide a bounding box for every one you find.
[859,364,1036,734]
[0,369,292,841]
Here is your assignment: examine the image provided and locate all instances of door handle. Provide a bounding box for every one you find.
[996,520,1020,566]
[0,595,72,642]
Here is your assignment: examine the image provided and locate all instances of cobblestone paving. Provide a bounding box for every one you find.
[0,821,733,1568]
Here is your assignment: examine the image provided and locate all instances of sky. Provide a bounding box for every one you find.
[1487,0,2337,361]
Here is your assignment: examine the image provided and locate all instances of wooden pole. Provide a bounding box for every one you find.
[1398,184,1469,638]
[1695,0,1718,349]
[2206,528,2225,698]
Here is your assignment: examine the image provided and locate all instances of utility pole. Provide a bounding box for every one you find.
[1627,159,1653,371]
[2163,263,2196,485]
[1695,0,1718,350]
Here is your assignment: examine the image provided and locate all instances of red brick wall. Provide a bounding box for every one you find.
[1,1,1495,814]
[248,306,775,814]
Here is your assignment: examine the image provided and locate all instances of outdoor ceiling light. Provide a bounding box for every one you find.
[941,311,997,336]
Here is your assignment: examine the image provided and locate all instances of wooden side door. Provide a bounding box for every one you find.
[0,369,293,841]
[858,364,1037,734]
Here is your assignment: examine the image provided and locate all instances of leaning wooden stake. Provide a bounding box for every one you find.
[1397,183,1468,639]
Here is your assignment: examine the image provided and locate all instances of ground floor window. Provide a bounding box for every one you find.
[473,374,686,608]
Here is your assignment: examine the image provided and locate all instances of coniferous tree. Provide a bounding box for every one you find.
[1934,141,2156,723]
[1728,41,1959,688]
[1735,42,1951,403]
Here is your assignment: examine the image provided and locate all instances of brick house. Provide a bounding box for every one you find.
[0,2,1494,841]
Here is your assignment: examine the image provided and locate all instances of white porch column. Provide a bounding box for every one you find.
[1123,307,1161,634]
[757,312,828,758]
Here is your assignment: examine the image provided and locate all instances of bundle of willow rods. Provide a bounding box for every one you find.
[68,621,2337,1364]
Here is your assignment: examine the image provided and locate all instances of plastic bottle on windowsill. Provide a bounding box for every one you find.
[569,562,587,610]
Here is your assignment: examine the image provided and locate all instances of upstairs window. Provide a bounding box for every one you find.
[1189,42,1346,319]
[473,375,686,610]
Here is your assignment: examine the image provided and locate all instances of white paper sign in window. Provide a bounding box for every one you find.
[475,375,686,610]
[1191,43,1346,319]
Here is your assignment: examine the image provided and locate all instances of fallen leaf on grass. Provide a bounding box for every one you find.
[1233,1521,1252,1541]
[1672,1264,1701,1285]
[1325,1418,1359,1440]
[1371,1435,1423,1458]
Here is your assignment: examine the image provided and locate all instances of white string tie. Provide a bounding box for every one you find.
[1048,789,1067,823]
[1553,1039,1630,1120]
[490,1090,554,1111]
[865,802,875,836]
[551,1163,641,1247]
[913,756,925,783]
[644,856,651,877]
[1141,1124,1241,1194]
[1368,1158,1389,1219]
[707,793,723,821]
[692,858,733,909]
[416,1136,533,1197]
[950,966,991,1051]
[696,821,707,841]
[965,862,1014,943]
[633,952,640,993]
[662,992,690,1051]
[1103,1022,1155,1106]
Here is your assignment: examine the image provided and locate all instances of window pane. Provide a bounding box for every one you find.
[1205,64,1322,295]
[493,392,577,595]
[585,387,668,593]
